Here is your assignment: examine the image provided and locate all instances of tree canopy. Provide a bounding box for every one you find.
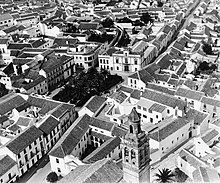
[154,168,175,183]
[46,172,58,183]
[101,17,114,28]
[202,42,213,55]
[140,12,154,24]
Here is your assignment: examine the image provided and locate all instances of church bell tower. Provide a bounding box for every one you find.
[122,108,150,183]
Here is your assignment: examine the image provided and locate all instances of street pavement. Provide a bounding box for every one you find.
[27,163,51,183]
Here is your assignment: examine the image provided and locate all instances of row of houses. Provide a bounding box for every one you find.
[0,92,77,183]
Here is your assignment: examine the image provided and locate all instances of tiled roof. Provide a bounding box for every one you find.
[183,79,197,90]
[150,117,190,141]
[146,83,175,96]
[0,38,9,44]
[83,96,106,113]
[27,95,60,109]
[59,159,123,183]
[83,137,121,164]
[38,115,60,135]
[175,87,204,101]
[201,97,220,107]
[109,91,128,104]
[148,103,166,113]
[6,126,43,154]
[8,123,20,132]
[0,13,13,21]
[111,125,127,138]
[179,149,206,168]
[51,103,74,118]
[155,73,170,82]
[156,54,172,69]
[90,117,114,132]
[78,22,99,30]
[142,88,186,110]
[130,89,141,100]
[0,115,9,125]
[118,85,133,94]
[49,114,91,158]
[16,116,32,127]
[0,93,27,115]
[201,129,219,143]
[53,37,78,47]
[31,39,47,48]
[162,25,172,34]
[0,155,17,177]
[8,43,33,50]
[23,75,47,90]
[185,108,208,125]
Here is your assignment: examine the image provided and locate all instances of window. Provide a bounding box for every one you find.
[143,115,147,118]
[130,79,132,83]
[177,137,179,140]
[172,141,173,144]
[57,168,61,172]
[29,144,32,149]
[143,107,147,111]
[56,159,59,163]
[18,153,21,159]
[116,58,119,63]
[134,80,137,84]
[162,147,164,150]
[156,115,158,119]
[150,118,153,123]
[24,149,26,154]
[116,66,119,70]
[204,104,206,109]
[78,143,80,148]
[167,109,170,114]
[137,105,141,109]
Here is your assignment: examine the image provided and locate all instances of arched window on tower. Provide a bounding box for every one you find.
[131,149,136,165]
[124,147,129,162]
[130,125,133,133]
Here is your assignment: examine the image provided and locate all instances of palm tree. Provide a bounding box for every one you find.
[154,168,175,183]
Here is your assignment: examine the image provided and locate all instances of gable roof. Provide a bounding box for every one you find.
[59,159,123,183]
[90,117,114,132]
[142,88,186,110]
[49,114,91,158]
[0,93,27,115]
[83,96,106,113]
[0,155,17,177]
[38,115,60,135]
[0,13,13,22]
[6,126,43,155]
[150,117,190,141]
[175,87,204,101]
[83,137,121,164]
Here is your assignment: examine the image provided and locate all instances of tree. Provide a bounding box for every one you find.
[154,168,175,183]
[132,19,146,26]
[0,83,8,98]
[140,12,154,25]
[117,17,132,23]
[157,1,163,7]
[101,17,114,28]
[46,172,58,183]
[202,42,213,55]
[173,168,188,182]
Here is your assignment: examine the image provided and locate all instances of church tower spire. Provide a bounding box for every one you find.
[122,108,150,183]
